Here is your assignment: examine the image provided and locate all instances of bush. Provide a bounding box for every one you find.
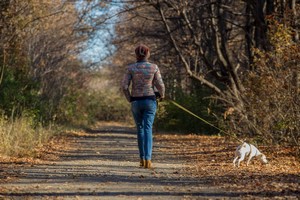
[0,67,42,122]
[155,86,220,134]
[233,18,300,147]
[56,87,132,126]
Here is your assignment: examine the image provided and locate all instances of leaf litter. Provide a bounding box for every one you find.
[155,134,300,198]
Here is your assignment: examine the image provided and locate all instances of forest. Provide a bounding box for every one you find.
[0,0,299,157]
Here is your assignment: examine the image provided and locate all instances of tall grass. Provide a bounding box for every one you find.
[0,115,55,157]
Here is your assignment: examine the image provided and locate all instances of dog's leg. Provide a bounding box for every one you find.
[246,152,255,166]
[237,154,245,167]
[233,156,238,167]
[246,156,252,166]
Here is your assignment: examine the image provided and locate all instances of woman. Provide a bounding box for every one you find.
[121,44,165,169]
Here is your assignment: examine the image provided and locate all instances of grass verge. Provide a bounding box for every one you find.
[0,116,56,157]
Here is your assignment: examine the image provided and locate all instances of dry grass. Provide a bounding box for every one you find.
[0,116,55,157]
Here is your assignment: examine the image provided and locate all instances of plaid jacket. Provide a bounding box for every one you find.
[122,61,165,102]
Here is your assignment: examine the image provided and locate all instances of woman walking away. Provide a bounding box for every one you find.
[121,44,165,169]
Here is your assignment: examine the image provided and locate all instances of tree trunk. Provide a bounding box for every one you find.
[0,0,10,86]
[253,0,268,50]
[245,1,254,70]
[288,0,299,41]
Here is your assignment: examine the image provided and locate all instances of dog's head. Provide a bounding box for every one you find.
[259,154,268,164]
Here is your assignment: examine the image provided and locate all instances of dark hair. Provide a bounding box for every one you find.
[135,44,150,61]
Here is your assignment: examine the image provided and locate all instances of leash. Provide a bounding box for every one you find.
[167,100,243,143]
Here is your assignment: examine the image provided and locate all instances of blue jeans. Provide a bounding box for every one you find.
[131,99,157,161]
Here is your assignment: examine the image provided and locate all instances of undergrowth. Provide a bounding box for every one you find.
[0,115,56,157]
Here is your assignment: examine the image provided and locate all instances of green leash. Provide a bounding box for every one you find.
[167,100,243,143]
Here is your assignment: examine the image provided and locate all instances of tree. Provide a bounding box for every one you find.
[0,0,90,122]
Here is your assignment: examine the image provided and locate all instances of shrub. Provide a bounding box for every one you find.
[56,87,132,126]
[155,86,220,135]
[237,18,299,147]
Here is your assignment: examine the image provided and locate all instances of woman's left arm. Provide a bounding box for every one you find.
[121,68,132,102]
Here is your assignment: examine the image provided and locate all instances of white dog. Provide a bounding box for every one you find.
[233,142,268,167]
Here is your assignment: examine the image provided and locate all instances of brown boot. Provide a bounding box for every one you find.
[145,160,152,168]
[140,159,145,167]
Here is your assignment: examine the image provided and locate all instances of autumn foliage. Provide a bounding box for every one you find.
[240,18,299,147]
[110,1,299,153]
[0,0,91,156]
[0,1,299,156]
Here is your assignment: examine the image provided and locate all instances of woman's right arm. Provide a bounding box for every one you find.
[153,66,165,99]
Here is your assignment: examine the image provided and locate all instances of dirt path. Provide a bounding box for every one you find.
[1,123,299,199]
[0,124,230,200]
